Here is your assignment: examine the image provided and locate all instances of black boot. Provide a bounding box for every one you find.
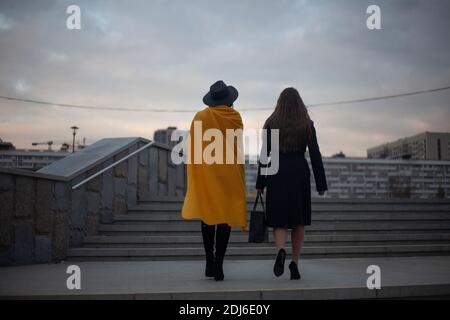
[201,222,215,277]
[214,223,231,281]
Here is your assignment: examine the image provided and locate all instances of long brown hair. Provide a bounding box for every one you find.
[264,87,312,153]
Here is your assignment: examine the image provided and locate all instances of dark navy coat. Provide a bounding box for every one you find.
[256,121,327,228]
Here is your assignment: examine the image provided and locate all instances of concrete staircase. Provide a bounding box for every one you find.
[67,199,450,261]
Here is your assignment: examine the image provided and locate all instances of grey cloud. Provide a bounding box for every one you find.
[0,0,449,156]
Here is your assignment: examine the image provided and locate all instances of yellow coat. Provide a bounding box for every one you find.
[181,106,247,227]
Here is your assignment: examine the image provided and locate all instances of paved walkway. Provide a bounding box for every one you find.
[1,256,450,299]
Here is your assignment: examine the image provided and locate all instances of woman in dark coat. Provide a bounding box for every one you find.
[256,87,327,280]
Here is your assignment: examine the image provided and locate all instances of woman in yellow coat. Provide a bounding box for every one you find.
[182,80,247,281]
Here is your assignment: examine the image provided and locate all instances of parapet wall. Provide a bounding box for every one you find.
[0,171,69,265]
[0,137,186,266]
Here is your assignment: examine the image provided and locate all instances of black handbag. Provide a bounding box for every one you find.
[248,192,269,243]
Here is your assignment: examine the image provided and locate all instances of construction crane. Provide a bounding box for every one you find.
[32,141,53,151]
[31,137,89,152]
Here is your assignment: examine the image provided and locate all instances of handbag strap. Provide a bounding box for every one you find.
[252,191,265,212]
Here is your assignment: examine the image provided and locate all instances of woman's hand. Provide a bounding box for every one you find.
[256,188,264,194]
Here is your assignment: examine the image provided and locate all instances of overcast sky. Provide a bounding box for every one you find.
[0,0,449,156]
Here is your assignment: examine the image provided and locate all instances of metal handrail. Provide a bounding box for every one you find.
[71,141,155,190]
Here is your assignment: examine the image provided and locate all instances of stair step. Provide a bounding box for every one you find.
[98,230,448,237]
[98,221,450,233]
[83,242,449,248]
[114,212,450,223]
[130,203,450,212]
[83,233,450,247]
[138,198,450,204]
[68,199,450,261]
[82,240,450,248]
[67,244,450,261]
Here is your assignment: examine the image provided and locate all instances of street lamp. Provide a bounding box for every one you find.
[70,126,79,153]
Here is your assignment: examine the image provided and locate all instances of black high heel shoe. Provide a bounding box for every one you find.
[289,261,301,280]
[273,248,286,277]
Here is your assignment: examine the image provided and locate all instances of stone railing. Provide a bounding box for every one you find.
[0,137,185,266]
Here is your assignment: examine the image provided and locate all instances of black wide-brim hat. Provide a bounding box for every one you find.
[203,80,239,107]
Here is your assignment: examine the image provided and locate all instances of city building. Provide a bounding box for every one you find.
[0,139,15,151]
[245,157,450,199]
[367,132,450,160]
[153,126,180,147]
[331,151,346,158]
[0,150,69,171]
